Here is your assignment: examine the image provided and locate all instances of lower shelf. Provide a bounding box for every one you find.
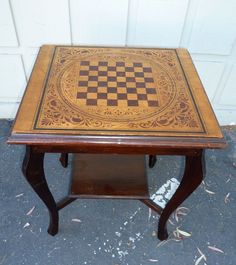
[69,154,149,199]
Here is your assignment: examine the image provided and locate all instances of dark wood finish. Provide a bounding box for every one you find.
[149,155,157,168]
[140,199,163,215]
[56,197,76,210]
[59,153,68,168]
[157,150,205,240]
[8,134,226,150]
[22,146,58,235]
[70,154,149,199]
[8,45,227,240]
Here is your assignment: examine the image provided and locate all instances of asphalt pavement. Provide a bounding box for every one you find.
[0,120,235,265]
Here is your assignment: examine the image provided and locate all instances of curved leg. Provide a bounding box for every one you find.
[158,150,205,240]
[149,155,157,168]
[22,146,59,235]
[59,153,68,168]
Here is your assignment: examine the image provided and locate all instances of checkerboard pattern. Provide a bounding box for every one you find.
[76,60,158,107]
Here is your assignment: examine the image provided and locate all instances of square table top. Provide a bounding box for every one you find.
[8,45,226,149]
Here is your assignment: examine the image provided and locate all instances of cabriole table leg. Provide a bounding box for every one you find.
[157,150,205,240]
[22,146,59,235]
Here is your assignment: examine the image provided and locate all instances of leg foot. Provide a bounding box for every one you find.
[60,153,68,168]
[149,155,157,168]
[22,146,59,235]
[48,210,59,235]
[158,228,168,241]
[157,150,205,240]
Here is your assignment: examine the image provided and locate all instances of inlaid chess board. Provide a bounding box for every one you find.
[10,45,224,140]
[77,60,158,107]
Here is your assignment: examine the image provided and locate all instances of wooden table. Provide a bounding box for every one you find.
[8,45,226,240]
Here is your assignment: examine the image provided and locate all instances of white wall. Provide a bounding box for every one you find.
[0,0,235,125]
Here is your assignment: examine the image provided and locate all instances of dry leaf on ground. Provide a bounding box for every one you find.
[23,222,30,228]
[26,206,35,215]
[71,218,82,223]
[174,207,190,222]
[197,247,206,259]
[208,246,224,254]
[195,247,207,265]
[195,255,206,265]
[204,188,216,194]
[177,228,191,237]
[224,193,230,203]
[15,193,24,198]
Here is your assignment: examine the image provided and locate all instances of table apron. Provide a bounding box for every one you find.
[30,145,202,156]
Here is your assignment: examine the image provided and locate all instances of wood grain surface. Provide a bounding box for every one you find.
[70,154,149,198]
[8,45,226,149]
